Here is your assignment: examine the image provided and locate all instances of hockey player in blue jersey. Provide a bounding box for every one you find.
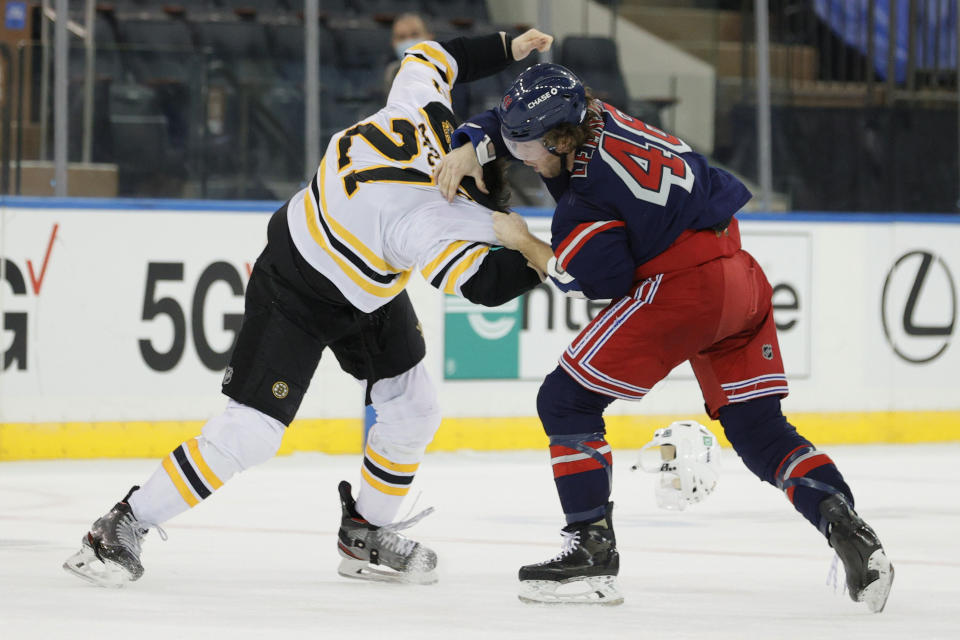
[434,63,893,609]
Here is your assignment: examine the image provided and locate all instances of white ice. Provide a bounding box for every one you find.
[1,444,958,639]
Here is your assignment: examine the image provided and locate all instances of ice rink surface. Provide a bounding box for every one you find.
[2,444,958,639]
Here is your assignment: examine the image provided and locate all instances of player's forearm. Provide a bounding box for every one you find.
[439,33,514,85]
[513,234,554,275]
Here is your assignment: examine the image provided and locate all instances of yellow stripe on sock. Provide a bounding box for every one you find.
[364,445,419,473]
[186,437,223,490]
[162,455,200,507]
[361,466,410,496]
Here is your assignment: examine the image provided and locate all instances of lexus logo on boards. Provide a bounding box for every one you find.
[881,250,956,364]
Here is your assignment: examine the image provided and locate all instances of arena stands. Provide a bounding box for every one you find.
[12,1,645,201]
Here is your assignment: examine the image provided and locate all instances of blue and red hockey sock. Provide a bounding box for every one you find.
[774,444,852,535]
[718,396,852,535]
[537,367,616,524]
[549,433,613,523]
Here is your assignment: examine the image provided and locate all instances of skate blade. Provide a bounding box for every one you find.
[518,575,624,606]
[860,550,895,613]
[62,544,133,588]
[337,557,438,585]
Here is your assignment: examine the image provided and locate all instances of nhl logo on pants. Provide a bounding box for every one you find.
[761,344,774,360]
[272,381,289,399]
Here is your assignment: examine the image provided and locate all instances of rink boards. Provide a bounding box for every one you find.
[1,199,958,459]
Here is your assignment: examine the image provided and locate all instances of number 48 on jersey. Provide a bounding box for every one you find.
[598,106,695,207]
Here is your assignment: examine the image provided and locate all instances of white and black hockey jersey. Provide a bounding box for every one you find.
[286,41,509,313]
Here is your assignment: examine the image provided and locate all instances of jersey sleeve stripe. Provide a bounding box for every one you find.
[443,245,490,295]
[430,242,482,288]
[556,221,604,255]
[421,240,470,280]
[399,54,444,80]
[403,53,449,84]
[556,220,626,270]
[409,42,455,86]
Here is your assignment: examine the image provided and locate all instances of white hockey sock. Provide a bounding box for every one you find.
[354,363,440,526]
[356,432,423,526]
[129,400,285,525]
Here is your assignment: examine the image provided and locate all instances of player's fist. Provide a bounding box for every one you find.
[492,211,532,250]
[511,29,553,61]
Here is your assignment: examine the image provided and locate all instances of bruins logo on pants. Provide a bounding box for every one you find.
[272,381,289,399]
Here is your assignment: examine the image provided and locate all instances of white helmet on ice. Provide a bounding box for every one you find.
[633,420,721,511]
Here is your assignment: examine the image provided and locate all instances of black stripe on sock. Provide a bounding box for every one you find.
[363,457,414,486]
[173,445,211,499]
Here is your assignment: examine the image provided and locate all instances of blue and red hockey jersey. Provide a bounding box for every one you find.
[454,102,752,299]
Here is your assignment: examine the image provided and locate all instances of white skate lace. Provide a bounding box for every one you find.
[116,512,167,555]
[542,529,581,564]
[376,504,435,557]
[825,552,844,594]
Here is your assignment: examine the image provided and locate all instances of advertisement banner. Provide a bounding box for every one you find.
[444,296,521,379]
[0,208,269,422]
[867,223,959,409]
[2,205,959,433]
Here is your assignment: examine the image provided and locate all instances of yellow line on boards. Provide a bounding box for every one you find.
[1,411,958,461]
[0,419,363,461]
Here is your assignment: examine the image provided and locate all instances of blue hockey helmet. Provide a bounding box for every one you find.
[498,63,587,142]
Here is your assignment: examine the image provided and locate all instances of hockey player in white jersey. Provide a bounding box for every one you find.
[64,29,553,587]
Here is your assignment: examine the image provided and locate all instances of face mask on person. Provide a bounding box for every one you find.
[394,38,419,60]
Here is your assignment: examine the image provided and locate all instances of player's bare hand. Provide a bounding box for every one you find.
[511,29,553,61]
[492,212,532,250]
[433,144,486,202]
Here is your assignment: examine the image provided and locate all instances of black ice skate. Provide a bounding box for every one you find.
[820,494,894,612]
[518,502,622,605]
[336,480,437,584]
[63,486,163,587]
